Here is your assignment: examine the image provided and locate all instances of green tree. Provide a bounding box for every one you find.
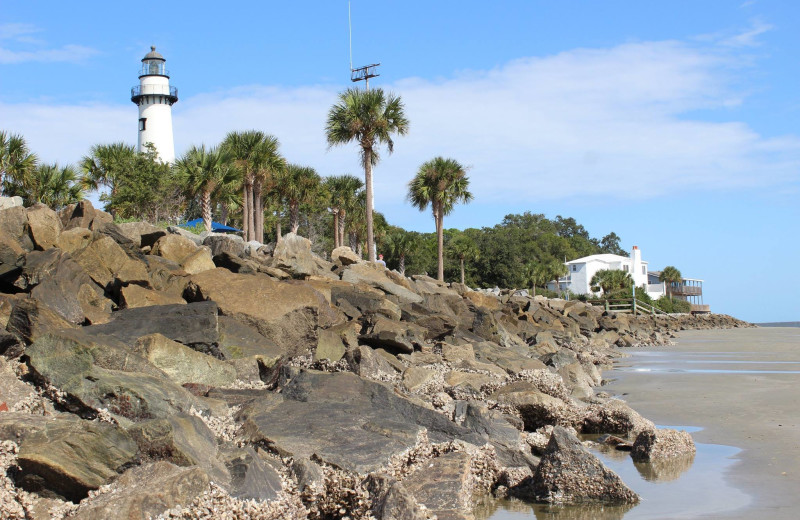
[4,163,84,208]
[408,157,473,282]
[326,87,409,262]
[383,228,421,275]
[0,131,38,196]
[277,164,322,234]
[659,265,682,301]
[175,145,238,232]
[447,234,478,285]
[221,131,284,242]
[590,269,633,296]
[521,261,549,296]
[546,259,569,297]
[324,174,364,249]
[80,142,136,204]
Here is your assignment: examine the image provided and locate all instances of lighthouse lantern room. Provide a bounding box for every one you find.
[131,46,178,163]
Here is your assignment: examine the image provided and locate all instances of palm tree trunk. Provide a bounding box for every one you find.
[332,210,340,248]
[289,201,300,234]
[276,218,282,240]
[364,148,376,262]
[460,257,465,284]
[241,183,250,241]
[253,179,264,243]
[338,210,347,248]
[220,203,229,226]
[201,189,212,232]
[399,254,406,276]
[349,232,358,253]
[246,183,255,242]
[435,205,444,282]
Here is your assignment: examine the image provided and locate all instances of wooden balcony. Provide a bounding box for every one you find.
[691,304,710,314]
[670,285,702,296]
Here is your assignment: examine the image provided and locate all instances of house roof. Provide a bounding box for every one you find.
[566,253,647,265]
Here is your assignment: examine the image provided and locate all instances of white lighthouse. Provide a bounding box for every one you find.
[131,46,178,163]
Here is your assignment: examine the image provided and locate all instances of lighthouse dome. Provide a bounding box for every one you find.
[142,46,165,61]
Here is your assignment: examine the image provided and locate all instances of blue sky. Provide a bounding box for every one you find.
[1,1,798,323]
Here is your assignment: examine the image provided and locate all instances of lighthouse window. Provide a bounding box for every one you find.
[139,118,146,131]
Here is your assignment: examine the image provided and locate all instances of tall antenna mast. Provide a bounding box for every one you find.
[348,1,380,90]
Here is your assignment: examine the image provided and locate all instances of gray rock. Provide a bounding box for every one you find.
[359,315,426,354]
[331,246,361,266]
[116,220,166,248]
[203,233,245,258]
[582,399,655,437]
[364,473,428,520]
[0,195,23,209]
[220,446,282,501]
[341,263,423,304]
[631,428,696,461]
[133,333,236,387]
[529,426,639,504]
[6,297,77,345]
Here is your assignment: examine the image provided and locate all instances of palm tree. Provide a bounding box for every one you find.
[324,174,364,248]
[5,163,84,208]
[522,261,549,296]
[383,229,420,276]
[175,145,238,232]
[276,164,322,234]
[80,142,136,197]
[1,131,38,196]
[659,265,682,301]
[447,234,478,285]
[591,269,633,296]
[326,88,409,262]
[221,131,284,242]
[408,157,473,282]
[546,259,569,297]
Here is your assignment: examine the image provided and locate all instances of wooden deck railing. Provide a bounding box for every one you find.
[586,298,669,316]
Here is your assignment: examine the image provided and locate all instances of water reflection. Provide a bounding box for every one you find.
[634,453,695,482]
[475,495,633,520]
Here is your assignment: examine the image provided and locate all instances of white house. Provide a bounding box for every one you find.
[550,246,663,299]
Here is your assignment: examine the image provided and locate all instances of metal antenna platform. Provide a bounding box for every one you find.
[351,63,380,87]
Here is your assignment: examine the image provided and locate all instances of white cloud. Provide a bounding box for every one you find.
[722,18,773,47]
[2,37,799,211]
[0,23,98,64]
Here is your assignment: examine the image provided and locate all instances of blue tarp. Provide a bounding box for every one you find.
[180,218,242,233]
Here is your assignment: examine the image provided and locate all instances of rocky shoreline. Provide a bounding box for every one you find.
[0,200,751,519]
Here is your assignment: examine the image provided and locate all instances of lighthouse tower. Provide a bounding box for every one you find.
[131,46,178,163]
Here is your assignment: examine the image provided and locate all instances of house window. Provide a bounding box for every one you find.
[642,266,646,274]
[139,118,146,131]
[623,265,629,272]
[572,265,577,272]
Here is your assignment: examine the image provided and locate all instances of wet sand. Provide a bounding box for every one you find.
[605,327,800,519]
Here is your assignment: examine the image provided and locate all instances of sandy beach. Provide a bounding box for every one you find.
[605,327,800,519]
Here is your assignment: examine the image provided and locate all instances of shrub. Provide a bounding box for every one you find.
[655,296,692,313]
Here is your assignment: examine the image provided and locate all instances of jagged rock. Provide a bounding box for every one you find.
[0,357,36,407]
[271,232,318,278]
[119,284,186,309]
[220,446,282,501]
[331,246,361,266]
[631,428,696,461]
[151,234,199,264]
[464,290,501,311]
[203,234,245,258]
[454,401,523,456]
[25,203,62,250]
[404,451,489,518]
[70,462,209,519]
[0,195,23,209]
[73,235,149,291]
[341,262,423,304]
[557,362,596,399]
[144,255,190,298]
[185,269,335,356]
[6,298,77,344]
[445,371,494,396]
[116,221,166,248]
[56,227,93,254]
[59,200,112,231]
[442,342,475,362]
[87,301,220,354]
[0,293,18,327]
[128,413,228,481]
[179,246,216,274]
[491,383,577,430]
[0,329,24,357]
[1,206,34,251]
[133,333,236,387]
[346,345,402,380]
[239,370,484,473]
[402,366,437,392]
[16,416,137,501]
[365,474,428,520]
[314,327,347,362]
[472,341,547,374]
[166,225,205,245]
[217,316,283,362]
[540,349,578,369]
[0,228,26,280]
[290,456,324,494]
[26,328,203,420]
[15,249,113,324]
[331,283,402,321]
[212,251,260,274]
[359,315,426,355]
[582,399,655,437]
[529,426,639,504]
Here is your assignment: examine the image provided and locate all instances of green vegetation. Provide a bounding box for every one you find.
[659,265,683,300]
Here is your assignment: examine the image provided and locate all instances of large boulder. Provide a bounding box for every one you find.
[330,283,402,321]
[119,284,186,309]
[185,269,336,356]
[203,234,245,258]
[59,200,112,231]
[26,329,203,420]
[0,195,23,209]
[472,341,547,375]
[272,232,335,279]
[582,399,655,437]
[6,297,77,345]
[86,301,220,355]
[151,234,200,264]
[239,370,484,474]
[15,249,113,324]
[16,416,137,501]
[73,235,149,291]
[133,333,236,387]
[70,462,209,520]
[116,221,166,248]
[179,246,216,275]
[491,382,577,431]
[56,227,93,254]
[25,203,62,250]
[631,428,696,462]
[529,426,639,504]
[341,263,423,304]
[220,446,283,501]
[331,246,361,266]
[359,315,426,355]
